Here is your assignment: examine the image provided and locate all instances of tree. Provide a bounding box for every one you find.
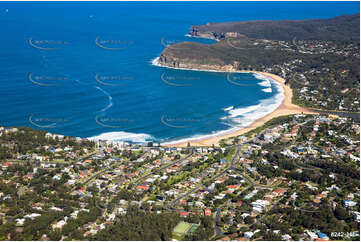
[334,205,348,221]
[48,228,62,240]
[244,216,254,224]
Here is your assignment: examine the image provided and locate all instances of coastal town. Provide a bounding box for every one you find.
[0,3,359,242]
[0,113,359,240]
[159,13,360,113]
[243,39,360,112]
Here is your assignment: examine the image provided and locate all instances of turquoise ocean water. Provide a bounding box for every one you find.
[0,1,359,143]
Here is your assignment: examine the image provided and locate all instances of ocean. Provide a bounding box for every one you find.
[0,1,359,144]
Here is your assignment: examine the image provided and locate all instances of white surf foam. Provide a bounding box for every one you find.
[224,76,284,128]
[161,125,240,146]
[252,73,269,81]
[88,131,153,144]
[151,57,252,74]
[151,57,161,66]
[258,80,272,87]
[254,73,272,87]
[152,58,285,146]
[228,104,262,118]
[262,87,273,93]
[95,86,113,113]
[163,73,285,146]
[223,105,234,111]
[184,34,220,42]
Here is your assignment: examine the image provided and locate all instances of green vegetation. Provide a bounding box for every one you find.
[0,112,359,241]
[244,115,294,138]
[93,206,180,240]
[190,13,360,41]
[184,216,214,240]
[0,127,95,160]
[159,13,360,112]
[172,221,197,240]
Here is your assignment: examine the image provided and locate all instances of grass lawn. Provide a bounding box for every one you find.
[187,223,199,234]
[225,148,236,162]
[173,221,197,240]
[52,158,67,163]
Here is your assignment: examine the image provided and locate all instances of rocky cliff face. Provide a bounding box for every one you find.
[158,52,180,68]
[188,13,360,42]
[189,26,225,40]
[158,50,239,72]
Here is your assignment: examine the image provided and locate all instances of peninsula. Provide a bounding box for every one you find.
[156,13,360,146]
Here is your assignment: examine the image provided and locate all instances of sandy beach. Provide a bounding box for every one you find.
[165,71,316,147]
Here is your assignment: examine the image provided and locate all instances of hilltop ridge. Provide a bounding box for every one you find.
[189,13,360,41]
[158,13,360,112]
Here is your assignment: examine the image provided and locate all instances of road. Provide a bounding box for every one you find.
[257,198,283,225]
[292,159,323,171]
[231,167,256,186]
[214,205,225,238]
[292,199,321,213]
[167,166,234,211]
[131,149,194,187]
[212,185,251,239]
[70,168,113,193]
[72,149,152,190]
[167,145,241,210]
[167,185,202,210]
[82,168,112,186]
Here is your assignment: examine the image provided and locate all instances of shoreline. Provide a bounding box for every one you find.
[152,58,316,147]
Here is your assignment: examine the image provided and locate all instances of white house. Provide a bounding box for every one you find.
[281,234,292,241]
[52,220,67,230]
[244,232,254,239]
[24,213,41,220]
[344,200,357,207]
[306,230,318,240]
